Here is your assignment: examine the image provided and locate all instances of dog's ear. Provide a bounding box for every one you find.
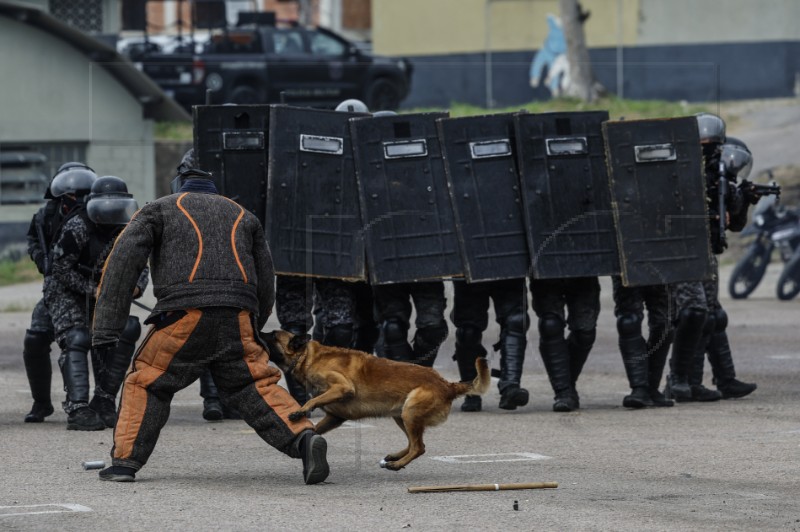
[288,333,311,353]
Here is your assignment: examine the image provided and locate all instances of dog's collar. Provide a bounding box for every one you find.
[286,353,307,377]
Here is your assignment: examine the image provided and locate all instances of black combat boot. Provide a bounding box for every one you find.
[566,328,595,402]
[707,330,757,399]
[60,328,105,431]
[382,318,414,363]
[540,336,577,412]
[678,331,722,403]
[454,326,487,412]
[23,329,54,422]
[497,327,529,411]
[664,309,706,401]
[90,318,140,428]
[618,317,654,409]
[199,370,224,421]
[646,325,674,407]
[292,430,330,485]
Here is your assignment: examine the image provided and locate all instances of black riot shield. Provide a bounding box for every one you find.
[603,117,712,286]
[350,112,462,284]
[438,113,529,282]
[193,105,270,224]
[266,105,368,280]
[515,111,619,279]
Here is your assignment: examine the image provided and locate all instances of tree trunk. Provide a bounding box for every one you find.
[559,0,604,101]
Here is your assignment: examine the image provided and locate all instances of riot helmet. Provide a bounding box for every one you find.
[176,148,196,174]
[372,110,398,118]
[86,176,138,225]
[695,113,726,145]
[170,168,215,194]
[56,161,95,175]
[49,167,97,199]
[335,99,369,113]
[719,141,753,180]
[45,161,95,199]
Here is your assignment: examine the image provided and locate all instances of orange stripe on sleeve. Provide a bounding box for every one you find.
[176,193,203,283]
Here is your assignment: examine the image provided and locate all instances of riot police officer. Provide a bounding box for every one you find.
[451,279,529,411]
[21,162,93,422]
[612,278,674,408]
[665,115,760,401]
[530,276,600,412]
[44,171,147,430]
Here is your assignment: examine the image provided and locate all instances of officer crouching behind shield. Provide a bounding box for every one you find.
[92,167,329,484]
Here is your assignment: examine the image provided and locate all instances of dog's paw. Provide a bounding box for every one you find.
[288,411,306,422]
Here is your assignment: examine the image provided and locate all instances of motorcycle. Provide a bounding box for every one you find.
[728,195,800,299]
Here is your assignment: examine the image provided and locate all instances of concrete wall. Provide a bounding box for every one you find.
[376,0,800,108]
[0,16,156,204]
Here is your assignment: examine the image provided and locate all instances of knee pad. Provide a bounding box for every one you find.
[455,325,483,348]
[417,322,448,345]
[702,312,717,336]
[538,314,565,339]
[323,324,355,348]
[382,318,408,344]
[570,328,596,349]
[713,308,728,332]
[503,311,530,335]
[677,307,707,331]
[24,329,52,355]
[62,327,91,353]
[120,316,142,345]
[616,314,642,337]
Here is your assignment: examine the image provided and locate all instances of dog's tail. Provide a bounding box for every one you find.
[451,358,491,397]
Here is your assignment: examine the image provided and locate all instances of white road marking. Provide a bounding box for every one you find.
[431,452,552,464]
[0,504,92,517]
[769,354,800,360]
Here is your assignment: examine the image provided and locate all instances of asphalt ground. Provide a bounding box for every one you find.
[0,261,798,531]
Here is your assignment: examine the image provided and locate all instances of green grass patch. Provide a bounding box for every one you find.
[422,96,711,120]
[0,259,42,287]
[155,121,194,141]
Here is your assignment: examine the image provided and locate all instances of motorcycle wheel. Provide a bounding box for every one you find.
[728,241,771,299]
[776,252,800,301]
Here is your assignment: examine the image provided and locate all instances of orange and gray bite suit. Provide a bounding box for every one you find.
[93,180,313,472]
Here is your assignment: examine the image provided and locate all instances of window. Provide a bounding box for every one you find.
[0,150,48,205]
[310,32,346,56]
[273,31,306,55]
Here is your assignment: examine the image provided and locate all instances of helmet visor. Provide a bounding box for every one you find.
[720,144,753,179]
[86,197,138,225]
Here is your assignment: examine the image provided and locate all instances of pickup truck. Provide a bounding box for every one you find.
[124,23,413,112]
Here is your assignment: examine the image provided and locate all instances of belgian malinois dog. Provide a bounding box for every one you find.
[263,330,490,471]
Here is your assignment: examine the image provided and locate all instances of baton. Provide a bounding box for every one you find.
[408,482,558,494]
[132,300,153,313]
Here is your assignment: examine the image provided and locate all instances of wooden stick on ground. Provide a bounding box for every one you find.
[408,482,558,494]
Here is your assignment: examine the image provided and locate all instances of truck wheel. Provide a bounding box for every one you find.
[366,78,401,111]
[228,85,261,105]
